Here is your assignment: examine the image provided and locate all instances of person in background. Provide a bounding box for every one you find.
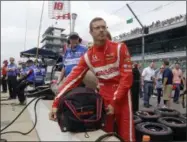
[141,62,156,108]
[16,60,41,105]
[7,57,18,99]
[57,32,87,85]
[172,62,183,104]
[162,60,173,108]
[155,65,164,107]
[131,62,141,113]
[138,63,143,98]
[1,60,8,93]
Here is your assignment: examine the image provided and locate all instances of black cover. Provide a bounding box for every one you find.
[57,87,106,132]
[20,47,59,59]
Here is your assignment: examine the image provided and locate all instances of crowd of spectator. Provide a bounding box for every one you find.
[114,14,186,40]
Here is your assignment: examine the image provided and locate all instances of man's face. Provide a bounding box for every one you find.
[9,58,14,63]
[160,66,164,72]
[90,20,107,41]
[175,64,180,69]
[150,62,155,69]
[69,36,79,47]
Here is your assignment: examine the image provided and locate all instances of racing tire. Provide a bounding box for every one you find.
[134,115,142,125]
[180,113,187,120]
[154,108,180,117]
[135,110,161,122]
[135,122,173,142]
[158,117,187,141]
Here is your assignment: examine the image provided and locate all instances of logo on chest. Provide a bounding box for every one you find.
[96,67,118,76]
[91,55,100,62]
[106,53,115,61]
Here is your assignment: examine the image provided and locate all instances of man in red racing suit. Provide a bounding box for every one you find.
[49,17,135,142]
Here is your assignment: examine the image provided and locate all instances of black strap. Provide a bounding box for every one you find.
[95,132,124,142]
[95,116,124,142]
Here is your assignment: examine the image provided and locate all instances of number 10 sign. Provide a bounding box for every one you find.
[48,1,70,20]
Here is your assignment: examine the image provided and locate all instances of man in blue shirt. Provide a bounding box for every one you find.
[162,60,173,108]
[17,60,43,105]
[7,57,18,99]
[58,32,87,85]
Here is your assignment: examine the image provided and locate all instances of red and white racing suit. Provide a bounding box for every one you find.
[52,39,135,141]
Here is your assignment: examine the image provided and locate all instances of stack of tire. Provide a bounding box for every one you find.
[133,108,187,142]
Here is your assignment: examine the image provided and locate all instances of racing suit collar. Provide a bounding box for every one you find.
[93,39,109,52]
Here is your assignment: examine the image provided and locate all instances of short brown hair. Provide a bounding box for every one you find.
[106,31,112,40]
[89,17,106,31]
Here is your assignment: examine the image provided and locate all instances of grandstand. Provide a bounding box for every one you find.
[114,14,186,70]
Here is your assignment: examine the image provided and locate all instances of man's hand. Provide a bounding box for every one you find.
[8,68,13,71]
[106,104,114,115]
[49,108,58,121]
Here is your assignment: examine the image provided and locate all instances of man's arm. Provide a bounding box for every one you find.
[113,43,133,103]
[153,71,156,87]
[18,69,33,82]
[141,69,146,85]
[6,66,12,71]
[7,64,17,71]
[163,71,169,87]
[58,68,65,84]
[181,71,186,90]
[52,55,89,108]
[163,77,168,87]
